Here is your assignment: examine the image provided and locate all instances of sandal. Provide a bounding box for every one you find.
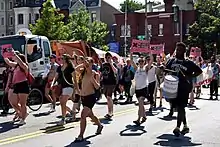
[133,120,141,126]
[141,117,147,123]
[96,125,103,135]
[104,114,113,119]
[74,137,84,143]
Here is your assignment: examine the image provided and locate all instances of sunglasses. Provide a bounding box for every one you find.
[138,60,144,63]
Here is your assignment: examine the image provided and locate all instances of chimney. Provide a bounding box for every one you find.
[164,0,175,12]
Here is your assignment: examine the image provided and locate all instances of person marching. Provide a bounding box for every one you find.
[100,52,118,119]
[130,53,149,125]
[51,54,79,125]
[43,54,59,113]
[75,57,103,142]
[165,42,202,136]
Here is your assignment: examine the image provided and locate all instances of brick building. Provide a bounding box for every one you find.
[114,0,196,55]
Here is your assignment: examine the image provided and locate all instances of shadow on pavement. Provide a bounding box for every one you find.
[154,134,202,146]
[64,134,97,147]
[120,124,147,136]
[187,105,200,111]
[0,121,20,133]
[158,116,177,121]
[33,111,51,117]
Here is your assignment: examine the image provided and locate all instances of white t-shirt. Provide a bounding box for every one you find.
[134,65,148,90]
[148,66,156,83]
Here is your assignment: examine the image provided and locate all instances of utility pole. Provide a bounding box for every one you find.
[145,0,148,41]
[124,1,128,57]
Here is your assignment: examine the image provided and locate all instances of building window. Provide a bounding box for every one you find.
[29,13,32,24]
[159,24,163,36]
[1,17,4,25]
[91,12,96,22]
[18,14,24,24]
[148,25,152,37]
[2,34,4,36]
[10,16,13,25]
[186,24,190,35]
[35,14,39,22]
[1,2,4,10]
[35,0,40,4]
[9,1,13,9]
[10,32,13,35]
[174,23,180,35]
[120,25,131,37]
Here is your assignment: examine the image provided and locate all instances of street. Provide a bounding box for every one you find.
[0,88,220,147]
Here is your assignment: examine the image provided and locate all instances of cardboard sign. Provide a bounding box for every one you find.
[1,44,14,58]
[190,47,201,57]
[130,39,150,53]
[150,44,164,55]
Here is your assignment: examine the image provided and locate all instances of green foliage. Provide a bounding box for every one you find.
[187,0,220,58]
[29,0,69,40]
[68,8,109,49]
[30,1,109,51]
[120,0,161,12]
[120,0,145,12]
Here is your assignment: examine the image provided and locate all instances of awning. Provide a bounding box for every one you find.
[92,47,106,58]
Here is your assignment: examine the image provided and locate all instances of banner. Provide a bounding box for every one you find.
[190,47,201,57]
[150,44,164,54]
[130,39,150,53]
[195,67,213,86]
[1,44,14,58]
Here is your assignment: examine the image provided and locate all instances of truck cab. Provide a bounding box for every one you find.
[0,28,52,96]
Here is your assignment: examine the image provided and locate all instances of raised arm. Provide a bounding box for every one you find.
[130,53,138,71]
[4,58,17,67]
[14,54,28,72]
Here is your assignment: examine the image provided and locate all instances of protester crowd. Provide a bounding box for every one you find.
[1,42,219,141]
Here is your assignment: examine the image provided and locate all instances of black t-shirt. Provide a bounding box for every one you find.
[100,62,116,85]
[166,58,202,94]
[57,64,75,88]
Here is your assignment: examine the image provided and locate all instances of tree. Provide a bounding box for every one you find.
[29,0,69,40]
[120,0,145,12]
[68,8,109,50]
[120,0,161,12]
[187,0,220,58]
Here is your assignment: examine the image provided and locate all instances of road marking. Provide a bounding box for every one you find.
[0,107,137,146]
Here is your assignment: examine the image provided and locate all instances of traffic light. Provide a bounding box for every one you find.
[172,4,179,22]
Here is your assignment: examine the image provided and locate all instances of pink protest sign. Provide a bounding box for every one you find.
[130,39,150,53]
[150,44,164,55]
[190,47,201,57]
[1,44,14,58]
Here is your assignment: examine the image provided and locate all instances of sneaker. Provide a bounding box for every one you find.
[18,119,26,125]
[173,127,181,137]
[181,126,190,135]
[58,119,66,126]
[119,95,124,100]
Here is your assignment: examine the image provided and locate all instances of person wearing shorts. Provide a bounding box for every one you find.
[75,57,103,142]
[4,53,29,125]
[51,54,79,126]
[100,52,117,119]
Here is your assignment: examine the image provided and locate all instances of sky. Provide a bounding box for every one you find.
[104,0,164,9]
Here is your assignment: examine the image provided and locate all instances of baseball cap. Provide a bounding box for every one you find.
[50,54,56,59]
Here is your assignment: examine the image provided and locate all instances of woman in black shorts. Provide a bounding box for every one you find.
[4,53,29,125]
[74,57,103,142]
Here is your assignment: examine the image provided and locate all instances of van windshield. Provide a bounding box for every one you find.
[0,36,25,62]
[27,38,42,63]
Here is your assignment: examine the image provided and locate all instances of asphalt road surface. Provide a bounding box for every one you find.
[0,88,220,147]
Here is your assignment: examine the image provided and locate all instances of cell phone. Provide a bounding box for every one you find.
[1,44,14,58]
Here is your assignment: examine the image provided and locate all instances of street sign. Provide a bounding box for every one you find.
[137,35,145,40]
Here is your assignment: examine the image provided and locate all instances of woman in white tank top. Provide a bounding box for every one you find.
[146,56,156,113]
[130,53,150,125]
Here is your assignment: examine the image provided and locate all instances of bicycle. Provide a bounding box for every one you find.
[1,88,44,114]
